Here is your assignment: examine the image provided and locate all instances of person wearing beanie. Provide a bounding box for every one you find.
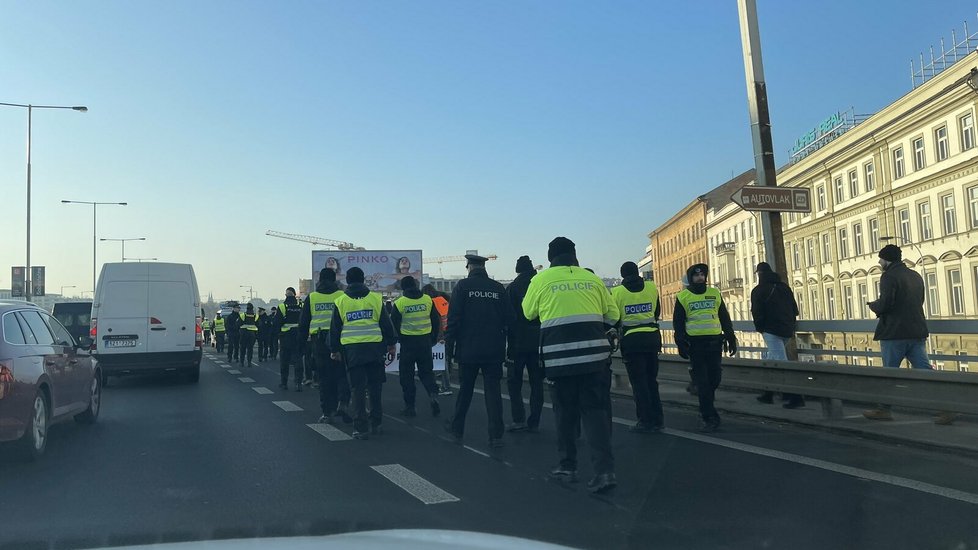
[864,244,937,421]
[750,262,804,409]
[611,261,664,433]
[504,255,544,433]
[673,262,737,433]
[236,303,260,367]
[330,267,396,440]
[226,304,242,363]
[277,286,304,391]
[423,283,453,395]
[300,267,352,424]
[523,237,620,494]
[391,275,443,418]
[256,307,270,361]
[443,254,511,449]
[213,311,226,353]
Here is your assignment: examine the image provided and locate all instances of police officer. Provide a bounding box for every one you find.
[267,306,280,359]
[423,284,452,395]
[330,267,396,440]
[299,268,352,424]
[522,237,620,494]
[202,313,211,345]
[673,263,737,433]
[612,261,664,433]
[257,307,269,361]
[226,304,242,362]
[238,303,259,367]
[391,276,442,418]
[444,254,511,448]
[213,312,226,352]
[277,287,303,391]
[505,255,544,433]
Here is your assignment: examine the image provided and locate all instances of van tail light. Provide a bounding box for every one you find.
[195,317,203,348]
[0,360,13,401]
[90,318,98,351]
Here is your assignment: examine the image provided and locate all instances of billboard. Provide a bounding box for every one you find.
[384,343,447,373]
[31,266,45,297]
[11,267,25,297]
[311,250,423,293]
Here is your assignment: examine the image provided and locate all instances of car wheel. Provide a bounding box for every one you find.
[75,374,102,425]
[17,391,49,460]
[186,365,200,384]
[101,371,111,388]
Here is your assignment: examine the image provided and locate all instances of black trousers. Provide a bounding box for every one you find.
[348,360,385,432]
[279,331,301,386]
[552,370,614,475]
[314,334,350,415]
[238,331,256,365]
[399,343,439,406]
[227,331,240,361]
[623,352,664,428]
[688,338,723,421]
[507,351,544,427]
[269,334,279,358]
[257,333,269,360]
[215,332,225,352]
[451,362,504,440]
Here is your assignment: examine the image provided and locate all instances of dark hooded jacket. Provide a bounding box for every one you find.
[298,278,342,343]
[615,275,662,354]
[391,286,442,350]
[445,267,512,364]
[505,270,541,356]
[329,282,396,367]
[672,265,735,346]
[868,261,929,340]
[750,271,798,338]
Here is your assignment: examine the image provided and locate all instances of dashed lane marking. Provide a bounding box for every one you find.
[370,464,460,505]
[307,423,353,441]
[273,400,303,412]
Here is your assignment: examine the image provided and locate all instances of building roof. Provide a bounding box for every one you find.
[699,168,756,211]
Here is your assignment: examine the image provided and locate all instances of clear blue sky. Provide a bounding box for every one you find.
[1,0,974,301]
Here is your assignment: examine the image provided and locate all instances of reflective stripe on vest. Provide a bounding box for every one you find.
[307,291,343,334]
[336,292,384,344]
[677,287,722,336]
[394,295,433,336]
[612,283,659,336]
[279,302,302,332]
[213,318,225,332]
[240,313,259,331]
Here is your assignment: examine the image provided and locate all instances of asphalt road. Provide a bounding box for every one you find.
[2,348,977,550]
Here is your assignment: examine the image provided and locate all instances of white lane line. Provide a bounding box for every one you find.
[370,464,460,505]
[237,377,255,383]
[307,423,353,441]
[227,369,242,374]
[219,365,231,369]
[463,445,490,458]
[467,387,978,505]
[273,400,303,412]
[252,387,274,395]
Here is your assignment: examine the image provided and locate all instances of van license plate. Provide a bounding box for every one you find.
[104,339,136,348]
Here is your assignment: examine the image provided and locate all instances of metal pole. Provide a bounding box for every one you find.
[26,106,32,302]
[93,204,97,294]
[737,0,788,280]
[121,240,125,261]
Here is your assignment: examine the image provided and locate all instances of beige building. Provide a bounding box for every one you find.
[776,51,978,370]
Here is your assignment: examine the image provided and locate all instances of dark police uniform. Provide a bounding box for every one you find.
[225,308,242,362]
[238,307,259,366]
[445,255,512,446]
[391,277,442,417]
[278,296,303,390]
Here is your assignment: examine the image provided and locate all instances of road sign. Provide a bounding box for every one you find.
[31,266,45,297]
[731,185,811,213]
[11,267,25,297]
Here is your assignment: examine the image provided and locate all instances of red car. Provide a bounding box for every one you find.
[0,300,101,460]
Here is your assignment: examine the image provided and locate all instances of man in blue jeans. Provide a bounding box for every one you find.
[865,245,954,424]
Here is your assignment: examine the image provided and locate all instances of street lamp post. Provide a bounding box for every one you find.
[0,102,87,302]
[62,200,127,294]
[100,237,146,261]
[240,285,254,302]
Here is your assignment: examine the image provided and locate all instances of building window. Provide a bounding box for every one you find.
[858,283,869,318]
[822,233,831,262]
[969,186,978,229]
[935,125,949,161]
[948,268,964,315]
[834,176,845,203]
[941,193,957,235]
[961,113,974,151]
[806,238,816,267]
[796,292,804,318]
[749,219,755,238]
[838,228,849,259]
[848,169,859,198]
[918,201,933,241]
[893,147,905,178]
[826,287,836,319]
[869,218,880,252]
[810,289,821,320]
[864,162,875,191]
[925,271,940,316]
[751,254,757,283]
[816,184,826,211]
[899,207,911,242]
[913,137,926,170]
[792,243,800,270]
[843,285,854,319]
[853,223,864,256]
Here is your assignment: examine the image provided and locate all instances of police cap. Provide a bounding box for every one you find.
[465,254,488,267]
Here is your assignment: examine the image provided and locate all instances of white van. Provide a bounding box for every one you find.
[92,262,203,383]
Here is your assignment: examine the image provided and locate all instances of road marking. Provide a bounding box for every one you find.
[307,423,352,441]
[252,387,274,395]
[237,377,255,383]
[463,445,490,458]
[227,369,241,374]
[273,400,303,412]
[370,464,460,505]
[466,386,978,505]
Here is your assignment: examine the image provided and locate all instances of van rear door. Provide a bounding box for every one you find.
[97,281,148,355]
[147,281,195,353]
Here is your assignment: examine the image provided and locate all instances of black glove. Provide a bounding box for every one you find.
[724,336,738,357]
[677,341,690,360]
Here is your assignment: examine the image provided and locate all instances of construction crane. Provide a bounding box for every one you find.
[265,230,364,251]
[424,254,498,278]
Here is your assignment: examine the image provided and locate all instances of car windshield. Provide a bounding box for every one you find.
[3,2,978,550]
